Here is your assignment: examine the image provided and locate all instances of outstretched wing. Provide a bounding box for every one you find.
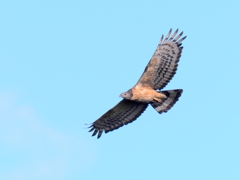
[136,29,186,90]
[88,99,148,138]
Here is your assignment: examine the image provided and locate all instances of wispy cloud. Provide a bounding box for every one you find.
[0,91,96,180]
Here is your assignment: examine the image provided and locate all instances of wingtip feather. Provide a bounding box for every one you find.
[92,129,98,136]
[88,126,95,132]
[177,36,187,44]
[97,130,103,139]
[163,28,172,43]
[160,34,164,44]
[168,29,178,42]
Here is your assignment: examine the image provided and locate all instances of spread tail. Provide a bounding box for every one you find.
[150,89,183,114]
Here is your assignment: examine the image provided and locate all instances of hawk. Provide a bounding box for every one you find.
[88,29,186,138]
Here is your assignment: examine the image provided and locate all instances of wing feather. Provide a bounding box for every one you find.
[163,28,172,43]
[173,31,184,42]
[88,99,148,138]
[136,29,186,90]
[168,29,178,42]
[176,36,187,44]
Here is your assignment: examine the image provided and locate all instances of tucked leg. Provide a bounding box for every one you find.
[153,97,162,102]
[156,92,167,99]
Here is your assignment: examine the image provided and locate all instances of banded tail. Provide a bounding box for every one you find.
[150,89,183,114]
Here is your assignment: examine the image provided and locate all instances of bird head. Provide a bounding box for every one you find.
[119,89,133,100]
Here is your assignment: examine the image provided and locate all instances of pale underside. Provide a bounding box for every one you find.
[130,85,167,102]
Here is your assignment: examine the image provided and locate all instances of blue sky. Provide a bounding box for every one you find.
[0,0,240,179]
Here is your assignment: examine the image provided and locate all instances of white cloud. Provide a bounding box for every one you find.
[0,91,97,180]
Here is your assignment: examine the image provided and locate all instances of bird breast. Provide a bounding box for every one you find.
[130,86,158,102]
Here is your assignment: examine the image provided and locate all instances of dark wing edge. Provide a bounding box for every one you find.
[88,99,148,139]
[150,89,183,114]
[152,29,186,90]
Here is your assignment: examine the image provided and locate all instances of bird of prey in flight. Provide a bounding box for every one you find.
[88,29,186,138]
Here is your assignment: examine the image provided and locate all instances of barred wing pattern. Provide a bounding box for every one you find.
[89,99,148,138]
[136,29,186,90]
